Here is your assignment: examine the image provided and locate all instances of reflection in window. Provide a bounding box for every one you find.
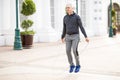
[94,9,97,12]
[94,17,97,20]
[99,1,102,4]
[80,0,86,27]
[117,11,120,25]
[99,17,102,20]
[99,9,102,12]
[50,0,55,28]
[94,1,97,4]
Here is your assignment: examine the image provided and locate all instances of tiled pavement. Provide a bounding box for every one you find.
[0,35,120,80]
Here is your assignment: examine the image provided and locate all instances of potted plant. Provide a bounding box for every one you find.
[21,19,35,48]
[112,9,117,36]
[20,0,36,48]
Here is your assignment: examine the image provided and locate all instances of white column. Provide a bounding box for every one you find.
[54,0,66,39]
[0,0,16,46]
[0,0,2,35]
[86,0,108,36]
[2,0,11,34]
[5,0,16,45]
[10,0,16,33]
[0,0,5,46]
[113,0,120,3]
[101,0,109,35]
[31,0,59,42]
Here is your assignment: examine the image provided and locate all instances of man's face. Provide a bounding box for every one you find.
[66,5,73,14]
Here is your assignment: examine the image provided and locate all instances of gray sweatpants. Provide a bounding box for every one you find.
[65,34,80,66]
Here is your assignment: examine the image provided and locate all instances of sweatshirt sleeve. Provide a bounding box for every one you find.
[61,20,66,39]
[77,15,88,38]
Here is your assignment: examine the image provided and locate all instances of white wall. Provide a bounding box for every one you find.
[82,0,94,37]
[0,0,120,46]
[54,0,66,39]
[86,0,109,36]
[4,0,16,46]
[113,0,120,4]
[5,0,16,46]
[29,0,59,42]
[0,0,4,35]
[101,0,109,35]
[10,0,17,33]
[2,0,11,34]
[0,0,4,46]
[0,1,1,34]
[0,0,16,46]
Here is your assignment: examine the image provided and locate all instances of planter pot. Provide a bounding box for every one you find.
[113,28,117,36]
[21,35,34,49]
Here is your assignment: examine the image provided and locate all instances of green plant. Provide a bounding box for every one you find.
[21,20,33,31]
[21,0,36,16]
[21,30,35,35]
[112,9,115,17]
[112,9,116,23]
[21,0,36,35]
[21,19,35,35]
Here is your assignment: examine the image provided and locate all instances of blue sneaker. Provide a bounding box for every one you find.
[75,65,81,73]
[69,65,75,73]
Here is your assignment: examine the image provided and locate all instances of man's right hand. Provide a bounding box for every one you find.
[61,38,65,43]
[85,38,89,43]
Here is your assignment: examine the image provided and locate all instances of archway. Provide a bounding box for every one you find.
[108,3,120,32]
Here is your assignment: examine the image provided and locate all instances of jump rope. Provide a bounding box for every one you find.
[79,42,89,54]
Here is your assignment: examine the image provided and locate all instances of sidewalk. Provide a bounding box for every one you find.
[0,35,120,80]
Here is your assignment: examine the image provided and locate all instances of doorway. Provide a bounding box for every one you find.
[108,3,120,32]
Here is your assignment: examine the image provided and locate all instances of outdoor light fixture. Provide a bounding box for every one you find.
[109,0,113,37]
[76,0,78,14]
[14,0,22,50]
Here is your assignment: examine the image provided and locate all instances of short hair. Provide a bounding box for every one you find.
[66,3,75,10]
[66,3,74,8]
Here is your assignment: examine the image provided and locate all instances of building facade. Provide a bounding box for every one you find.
[0,0,120,46]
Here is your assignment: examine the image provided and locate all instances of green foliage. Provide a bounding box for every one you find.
[21,30,35,35]
[20,0,36,35]
[21,0,36,16]
[21,19,35,35]
[21,19,33,31]
[112,9,116,23]
[112,9,115,17]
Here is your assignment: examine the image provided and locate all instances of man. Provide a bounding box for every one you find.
[61,4,89,73]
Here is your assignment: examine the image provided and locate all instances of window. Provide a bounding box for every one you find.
[80,0,86,27]
[99,17,102,20]
[99,1,102,4]
[117,11,120,25]
[94,1,97,4]
[94,9,97,12]
[99,9,102,12]
[94,17,97,20]
[50,0,55,28]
